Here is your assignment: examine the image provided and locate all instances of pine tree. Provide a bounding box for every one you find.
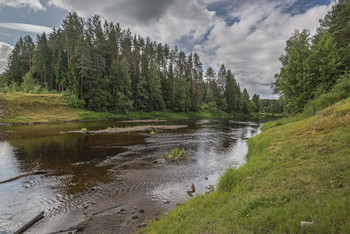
[62,12,84,69]
[108,58,133,113]
[149,64,165,111]
[252,94,263,113]
[33,33,51,87]
[192,52,203,110]
[225,70,241,113]
[24,35,35,73]
[319,0,350,49]
[135,76,149,111]
[73,34,93,99]
[205,67,215,102]
[242,88,251,114]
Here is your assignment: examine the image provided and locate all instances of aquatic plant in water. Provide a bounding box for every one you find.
[164,147,186,161]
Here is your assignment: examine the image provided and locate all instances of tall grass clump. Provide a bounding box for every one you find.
[304,72,350,115]
[164,147,186,161]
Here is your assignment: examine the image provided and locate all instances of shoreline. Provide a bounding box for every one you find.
[144,98,350,233]
[0,92,276,127]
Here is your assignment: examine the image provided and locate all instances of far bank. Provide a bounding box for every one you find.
[0,92,274,125]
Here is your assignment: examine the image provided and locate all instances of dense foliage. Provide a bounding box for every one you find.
[273,0,350,113]
[0,12,276,114]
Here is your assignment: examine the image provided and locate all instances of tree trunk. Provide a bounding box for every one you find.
[44,61,46,84]
[14,212,44,234]
[172,78,175,110]
[116,41,119,64]
[28,48,32,72]
[80,49,84,99]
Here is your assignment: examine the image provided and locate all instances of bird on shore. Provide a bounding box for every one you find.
[187,183,195,197]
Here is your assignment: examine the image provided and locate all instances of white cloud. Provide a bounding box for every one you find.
[132,0,215,45]
[0,41,13,74]
[0,22,52,34]
[0,0,45,11]
[194,1,332,98]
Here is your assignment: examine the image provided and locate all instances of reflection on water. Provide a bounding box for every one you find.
[0,118,265,233]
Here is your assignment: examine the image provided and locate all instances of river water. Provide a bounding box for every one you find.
[0,118,265,233]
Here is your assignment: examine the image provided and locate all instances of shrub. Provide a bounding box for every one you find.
[332,72,350,99]
[21,72,42,93]
[303,93,339,115]
[201,102,218,113]
[4,81,21,93]
[63,89,86,108]
[303,72,350,115]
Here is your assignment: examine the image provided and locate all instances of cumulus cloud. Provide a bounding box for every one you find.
[0,22,52,34]
[49,0,215,46]
[195,1,332,98]
[0,41,13,74]
[0,0,45,11]
[48,0,175,25]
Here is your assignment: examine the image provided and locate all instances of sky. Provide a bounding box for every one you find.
[0,0,334,98]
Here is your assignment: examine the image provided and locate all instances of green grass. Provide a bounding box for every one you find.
[164,147,186,161]
[145,98,350,233]
[0,92,79,123]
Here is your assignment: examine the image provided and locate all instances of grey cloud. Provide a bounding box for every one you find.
[49,0,214,44]
[107,0,175,24]
[0,41,12,73]
[49,0,175,25]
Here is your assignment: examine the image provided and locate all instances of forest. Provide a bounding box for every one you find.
[272,0,350,113]
[0,13,281,115]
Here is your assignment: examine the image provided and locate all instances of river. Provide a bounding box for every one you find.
[0,118,266,233]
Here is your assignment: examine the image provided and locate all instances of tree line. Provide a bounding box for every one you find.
[0,12,278,114]
[273,0,350,113]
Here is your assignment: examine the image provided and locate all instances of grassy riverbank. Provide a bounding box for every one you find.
[145,98,350,233]
[0,92,79,124]
[0,92,233,124]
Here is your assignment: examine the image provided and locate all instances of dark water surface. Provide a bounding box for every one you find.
[0,118,265,233]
